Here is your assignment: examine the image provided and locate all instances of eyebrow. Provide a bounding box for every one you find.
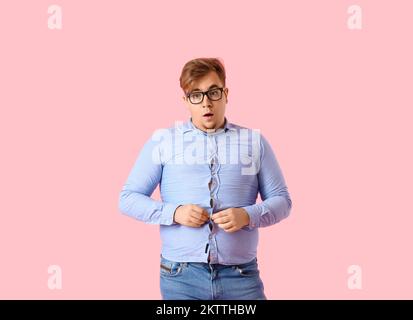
[190,84,219,92]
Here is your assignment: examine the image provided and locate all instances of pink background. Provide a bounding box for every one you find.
[1,0,412,299]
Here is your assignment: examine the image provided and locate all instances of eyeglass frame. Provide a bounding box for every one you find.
[185,87,226,104]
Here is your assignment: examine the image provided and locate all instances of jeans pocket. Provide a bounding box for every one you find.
[234,259,259,277]
[160,258,185,277]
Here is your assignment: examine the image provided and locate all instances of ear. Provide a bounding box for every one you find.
[225,88,229,103]
[182,96,190,110]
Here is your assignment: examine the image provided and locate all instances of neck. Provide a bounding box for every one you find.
[192,118,226,133]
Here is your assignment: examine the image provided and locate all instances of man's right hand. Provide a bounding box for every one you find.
[173,204,210,227]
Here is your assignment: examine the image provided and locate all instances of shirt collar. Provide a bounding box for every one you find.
[182,117,236,134]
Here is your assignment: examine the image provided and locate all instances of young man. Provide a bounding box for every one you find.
[118,57,292,300]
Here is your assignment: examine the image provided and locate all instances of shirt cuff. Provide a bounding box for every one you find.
[241,204,263,230]
[161,202,181,225]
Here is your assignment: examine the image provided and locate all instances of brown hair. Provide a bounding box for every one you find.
[179,57,226,94]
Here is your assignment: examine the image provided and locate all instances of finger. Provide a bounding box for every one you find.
[202,211,210,220]
[188,218,204,227]
[190,215,206,225]
[192,211,209,222]
[225,226,239,233]
[194,208,210,221]
[211,211,226,220]
[191,211,209,222]
[218,221,233,230]
[213,217,230,224]
[191,205,207,214]
[188,222,203,228]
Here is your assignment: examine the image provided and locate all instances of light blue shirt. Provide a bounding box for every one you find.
[118,117,292,265]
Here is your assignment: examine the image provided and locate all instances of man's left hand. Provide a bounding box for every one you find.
[211,208,250,233]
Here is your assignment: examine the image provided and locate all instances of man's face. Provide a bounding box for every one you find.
[182,71,229,132]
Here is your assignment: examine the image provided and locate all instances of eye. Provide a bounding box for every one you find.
[190,92,202,99]
[209,89,220,97]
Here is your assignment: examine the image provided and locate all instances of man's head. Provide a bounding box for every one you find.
[180,58,229,132]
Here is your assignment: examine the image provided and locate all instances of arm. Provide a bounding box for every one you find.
[242,134,292,229]
[118,132,180,225]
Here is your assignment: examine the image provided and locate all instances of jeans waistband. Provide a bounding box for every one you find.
[160,255,257,269]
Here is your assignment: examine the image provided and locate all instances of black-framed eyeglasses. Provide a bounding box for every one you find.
[186,87,225,104]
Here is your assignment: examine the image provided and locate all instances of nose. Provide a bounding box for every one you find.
[202,94,212,108]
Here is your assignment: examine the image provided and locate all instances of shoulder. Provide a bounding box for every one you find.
[147,121,183,144]
[227,122,268,146]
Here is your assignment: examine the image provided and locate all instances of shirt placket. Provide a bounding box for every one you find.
[206,134,220,264]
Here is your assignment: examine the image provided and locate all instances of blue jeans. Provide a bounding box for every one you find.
[160,255,267,300]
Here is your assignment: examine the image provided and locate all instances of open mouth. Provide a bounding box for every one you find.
[203,113,214,118]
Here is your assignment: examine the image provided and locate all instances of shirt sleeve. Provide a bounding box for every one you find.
[241,134,292,229]
[118,131,180,225]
